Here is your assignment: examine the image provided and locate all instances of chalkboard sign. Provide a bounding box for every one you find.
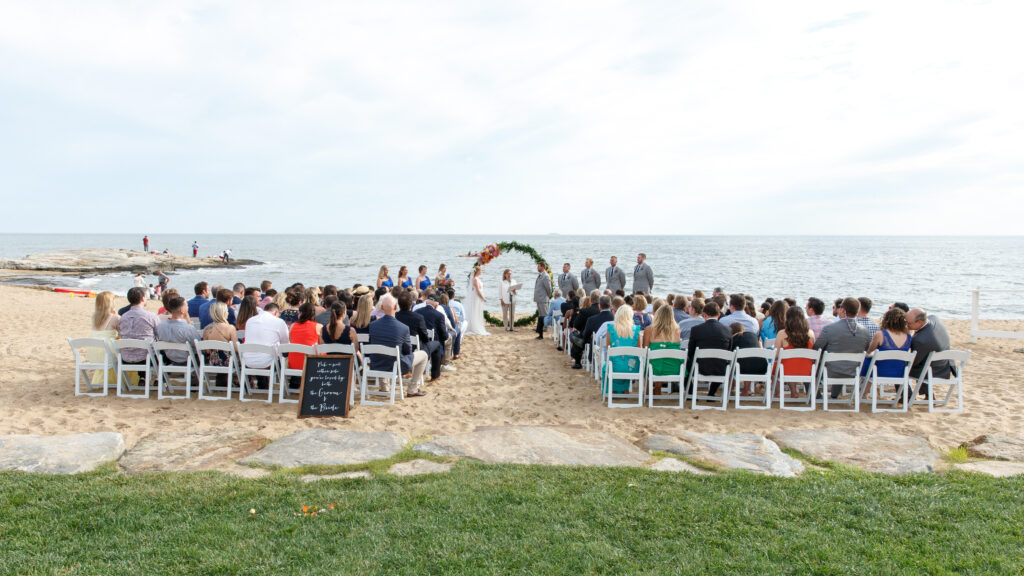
[297,354,354,418]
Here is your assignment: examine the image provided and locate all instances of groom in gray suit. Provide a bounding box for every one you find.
[534,261,553,339]
[632,253,654,295]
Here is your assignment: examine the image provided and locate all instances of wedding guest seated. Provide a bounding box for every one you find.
[417,293,453,376]
[156,296,201,365]
[595,296,625,344]
[672,296,688,323]
[395,291,442,382]
[632,295,652,329]
[783,297,797,307]
[775,307,815,399]
[546,289,565,328]
[760,300,788,345]
[692,289,705,301]
[157,288,181,320]
[368,294,427,397]
[907,308,952,396]
[188,282,210,318]
[861,307,911,381]
[891,301,910,313]
[322,301,357,348]
[569,291,602,369]
[235,296,260,334]
[724,294,759,336]
[730,322,766,396]
[814,297,871,399]
[117,287,160,364]
[677,298,705,341]
[241,299,290,389]
[644,304,683,395]
[856,297,879,337]
[232,283,246,306]
[307,287,325,315]
[202,302,238,387]
[259,288,275,309]
[604,305,642,396]
[350,294,374,336]
[805,297,835,338]
[445,288,465,359]
[278,289,303,326]
[686,302,732,396]
[315,294,337,325]
[436,292,459,366]
[287,302,323,385]
[199,288,237,329]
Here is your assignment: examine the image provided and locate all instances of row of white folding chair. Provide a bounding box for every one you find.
[69,337,198,400]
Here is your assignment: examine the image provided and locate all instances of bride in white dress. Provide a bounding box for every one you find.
[463,265,490,336]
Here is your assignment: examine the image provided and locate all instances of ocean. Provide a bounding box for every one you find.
[2,234,1022,319]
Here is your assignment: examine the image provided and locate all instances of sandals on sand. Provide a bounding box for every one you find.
[407,390,427,397]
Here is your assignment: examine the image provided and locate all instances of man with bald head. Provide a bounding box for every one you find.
[368,294,428,397]
[907,308,952,395]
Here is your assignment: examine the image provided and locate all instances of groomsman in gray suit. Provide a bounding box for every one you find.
[580,258,601,293]
[632,253,654,295]
[534,261,553,339]
[605,256,626,294]
[557,263,580,296]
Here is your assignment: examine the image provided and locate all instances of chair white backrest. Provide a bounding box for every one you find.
[68,337,115,397]
[731,348,776,410]
[360,344,404,406]
[236,343,277,403]
[865,350,917,413]
[605,346,647,408]
[236,329,245,342]
[774,348,821,411]
[763,337,776,349]
[277,343,317,403]
[912,350,969,413]
[152,341,196,400]
[688,348,734,411]
[551,311,563,342]
[356,332,370,345]
[110,338,156,399]
[819,352,866,412]
[193,340,238,401]
[646,347,687,409]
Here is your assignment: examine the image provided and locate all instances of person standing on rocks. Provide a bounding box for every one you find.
[143,235,149,252]
[192,241,199,257]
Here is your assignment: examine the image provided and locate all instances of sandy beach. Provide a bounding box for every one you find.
[2,284,1022,451]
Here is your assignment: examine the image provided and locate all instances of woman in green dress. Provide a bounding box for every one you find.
[604,305,642,395]
[643,304,683,396]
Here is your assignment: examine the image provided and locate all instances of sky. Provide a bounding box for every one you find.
[0,1,1022,235]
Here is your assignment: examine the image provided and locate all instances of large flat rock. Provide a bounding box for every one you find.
[956,461,1024,477]
[644,431,804,477]
[120,430,265,474]
[239,429,406,468]
[0,248,258,273]
[414,426,648,467]
[962,435,1024,462]
[768,429,937,474]
[388,459,453,476]
[0,432,125,474]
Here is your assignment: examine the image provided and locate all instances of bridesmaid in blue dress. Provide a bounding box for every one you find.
[376,265,394,289]
[397,266,412,289]
[416,265,432,291]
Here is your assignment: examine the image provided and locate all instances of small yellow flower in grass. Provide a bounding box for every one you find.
[249,508,256,515]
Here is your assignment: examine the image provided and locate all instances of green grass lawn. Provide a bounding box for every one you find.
[1,463,1022,575]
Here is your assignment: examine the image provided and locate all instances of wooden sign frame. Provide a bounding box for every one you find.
[297,354,355,418]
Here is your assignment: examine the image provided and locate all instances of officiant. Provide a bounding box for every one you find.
[499,269,519,332]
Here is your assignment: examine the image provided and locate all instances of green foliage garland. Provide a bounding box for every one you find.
[467,241,553,327]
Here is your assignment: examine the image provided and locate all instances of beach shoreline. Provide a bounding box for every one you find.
[2,284,1022,452]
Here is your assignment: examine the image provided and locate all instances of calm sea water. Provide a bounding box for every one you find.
[2,234,1022,318]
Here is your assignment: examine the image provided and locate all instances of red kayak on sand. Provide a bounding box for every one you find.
[53,288,95,297]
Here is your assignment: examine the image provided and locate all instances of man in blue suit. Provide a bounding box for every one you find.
[396,291,444,382]
[368,294,428,397]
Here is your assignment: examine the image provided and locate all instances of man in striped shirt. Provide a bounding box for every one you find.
[805,297,836,339]
[856,297,880,338]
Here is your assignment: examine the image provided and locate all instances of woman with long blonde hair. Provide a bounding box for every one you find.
[644,304,683,394]
[89,291,119,384]
[377,265,394,289]
[604,305,642,395]
[350,294,374,334]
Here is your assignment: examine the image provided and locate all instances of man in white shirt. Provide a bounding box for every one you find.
[242,303,289,372]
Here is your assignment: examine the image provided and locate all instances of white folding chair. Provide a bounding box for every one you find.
[819,352,866,412]
[731,348,775,410]
[912,350,969,413]
[194,340,238,401]
[551,311,563,343]
[236,329,245,342]
[646,348,687,409]
[190,318,202,330]
[361,344,405,405]
[110,339,156,398]
[152,341,197,400]
[763,338,776,349]
[687,348,734,411]
[237,343,277,403]
[590,333,605,382]
[68,337,115,397]
[317,343,360,405]
[356,332,370,346]
[865,350,917,413]
[775,348,821,411]
[604,346,646,408]
[277,343,317,403]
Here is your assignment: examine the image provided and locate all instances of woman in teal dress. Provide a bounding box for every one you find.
[643,304,683,395]
[604,305,642,394]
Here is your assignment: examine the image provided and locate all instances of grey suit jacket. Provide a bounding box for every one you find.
[632,262,654,294]
[557,273,580,297]
[910,316,951,379]
[533,272,552,306]
[580,267,601,293]
[605,266,626,293]
[813,318,871,378]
